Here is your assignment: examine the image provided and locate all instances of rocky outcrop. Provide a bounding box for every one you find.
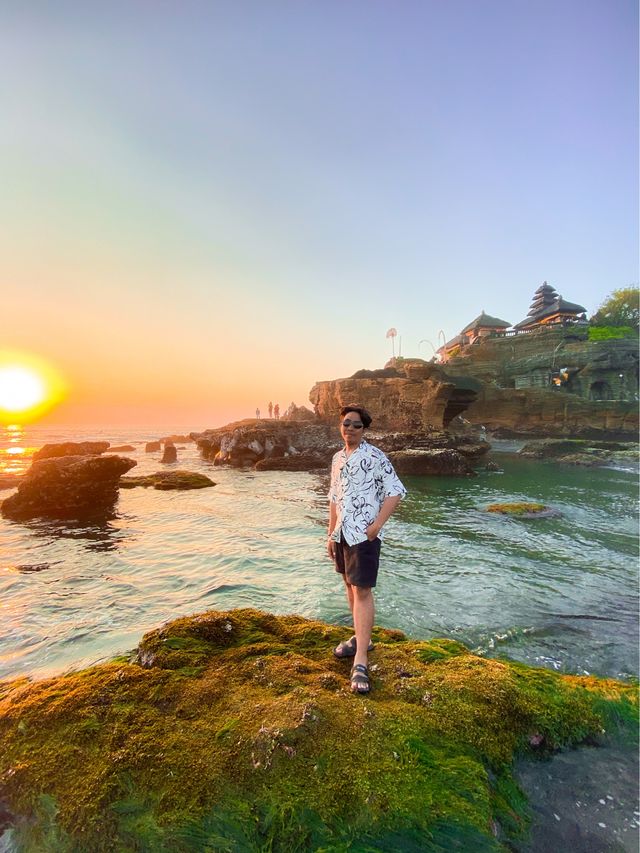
[191,420,488,475]
[387,449,474,476]
[1,454,136,521]
[281,403,317,422]
[161,434,193,444]
[33,441,110,460]
[120,471,215,490]
[191,420,338,468]
[161,443,177,463]
[254,454,328,471]
[106,444,135,452]
[0,608,635,852]
[519,439,638,467]
[145,441,162,452]
[309,359,479,431]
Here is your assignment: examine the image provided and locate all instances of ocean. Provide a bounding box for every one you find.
[1,424,638,684]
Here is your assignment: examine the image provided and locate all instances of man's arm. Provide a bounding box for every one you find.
[327,501,338,559]
[366,494,402,541]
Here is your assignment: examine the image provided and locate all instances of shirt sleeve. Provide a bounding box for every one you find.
[375,452,407,499]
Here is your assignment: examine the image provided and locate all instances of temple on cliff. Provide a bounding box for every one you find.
[438,282,587,362]
[513,282,587,332]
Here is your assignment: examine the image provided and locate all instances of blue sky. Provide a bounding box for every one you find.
[0,1,637,426]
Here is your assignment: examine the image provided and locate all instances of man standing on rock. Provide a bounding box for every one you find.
[327,405,406,694]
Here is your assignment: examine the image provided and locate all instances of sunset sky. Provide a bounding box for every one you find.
[1,1,637,429]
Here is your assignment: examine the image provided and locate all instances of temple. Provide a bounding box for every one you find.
[438,282,587,362]
[513,282,587,331]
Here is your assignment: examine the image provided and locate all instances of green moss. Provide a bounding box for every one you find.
[485,502,549,516]
[0,608,636,852]
[119,471,215,490]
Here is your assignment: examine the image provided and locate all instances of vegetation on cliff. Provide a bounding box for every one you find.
[590,287,639,331]
[0,609,636,852]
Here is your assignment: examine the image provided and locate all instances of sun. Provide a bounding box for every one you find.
[0,352,66,423]
[0,367,46,412]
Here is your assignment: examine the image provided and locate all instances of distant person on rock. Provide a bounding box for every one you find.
[274,403,280,420]
[327,405,406,695]
[256,408,260,419]
[268,401,273,418]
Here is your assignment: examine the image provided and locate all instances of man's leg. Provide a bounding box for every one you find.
[342,576,355,617]
[352,585,374,670]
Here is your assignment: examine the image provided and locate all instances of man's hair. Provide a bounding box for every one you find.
[339,405,372,428]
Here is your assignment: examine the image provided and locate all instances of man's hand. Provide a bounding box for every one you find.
[327,537,337,560]
[366,522,380,541]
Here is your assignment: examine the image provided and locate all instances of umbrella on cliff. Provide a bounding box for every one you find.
[386,327,397,358]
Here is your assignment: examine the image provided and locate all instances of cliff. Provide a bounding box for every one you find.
[308,328,638,438]
[1,608,636,851]
[309,360,479,431]
[443,326,638,437]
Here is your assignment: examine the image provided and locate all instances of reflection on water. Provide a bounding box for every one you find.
[18,518,131,553]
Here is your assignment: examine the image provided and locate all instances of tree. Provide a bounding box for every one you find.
[590,287,639,330]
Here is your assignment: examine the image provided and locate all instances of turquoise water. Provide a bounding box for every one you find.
[0,426,638,683]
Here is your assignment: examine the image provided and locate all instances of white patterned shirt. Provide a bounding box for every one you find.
[328,439,407,546]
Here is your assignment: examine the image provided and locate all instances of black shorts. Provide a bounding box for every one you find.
[334,532,381,588]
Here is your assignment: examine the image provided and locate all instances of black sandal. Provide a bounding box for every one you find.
[333,636,375,659]
[350,663,371,694]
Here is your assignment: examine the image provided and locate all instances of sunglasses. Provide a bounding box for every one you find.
[342,419,364,429]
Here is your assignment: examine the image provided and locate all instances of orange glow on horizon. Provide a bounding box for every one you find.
[0,351,67,424]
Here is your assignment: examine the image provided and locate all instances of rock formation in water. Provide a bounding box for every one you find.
[1,454,136,521]
[145,441,162,452]
[518,438,638,467]
[191,419,338,469]
[120,471,216,490]
[161,443,178,463]
[106,444,136,452]
[191,416,489,475]
[33,441,110,460]
[0,608,635,852]
[309,359,476,431]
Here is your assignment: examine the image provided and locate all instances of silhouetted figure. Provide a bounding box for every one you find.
[274,403,280,420]
[256,408,261,419]
[268,401,273,418]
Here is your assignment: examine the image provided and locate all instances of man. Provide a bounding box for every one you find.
[327,405,406,694]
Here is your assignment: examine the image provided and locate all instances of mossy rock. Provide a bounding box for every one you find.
[119,471,216,490]
[0,609,636,852]
[485,502,562,518]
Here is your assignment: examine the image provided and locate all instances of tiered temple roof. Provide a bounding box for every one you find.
[514,282,586,329]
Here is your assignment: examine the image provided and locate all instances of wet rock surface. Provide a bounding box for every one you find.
[191,419,338,468]
[192,420,490,474]
[1,454,136,521]
[160,443,178,463]
[519,439,638,468]
[387,448,475,476]
[120,470,215,490]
